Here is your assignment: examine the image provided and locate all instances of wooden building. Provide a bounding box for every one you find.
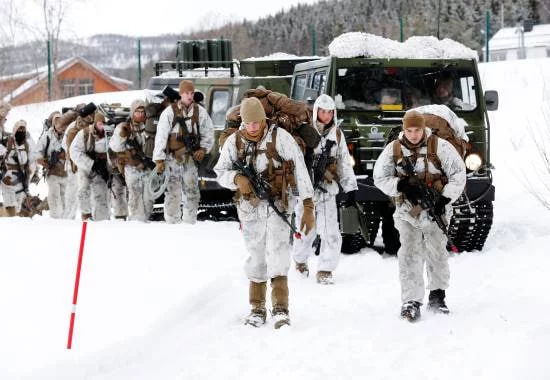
[0,57,132,106]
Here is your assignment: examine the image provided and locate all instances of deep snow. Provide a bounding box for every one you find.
[0,56,549,380]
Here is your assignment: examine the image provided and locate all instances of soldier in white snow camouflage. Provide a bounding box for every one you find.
[153,80,214,224]
[215,97,315,329]
[70,112,111,221]
[0,120,37,216]
[373,110,466,322]
[37,112,68,218]
[292,94,358,285]
[109,99,154,222]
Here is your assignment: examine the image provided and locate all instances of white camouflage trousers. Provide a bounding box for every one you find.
[124,166,153,222]
[1,182,25,211]
[63,169,79,219]
[164,157,199,224]
[110,173,128,219]
[394,217,450,304]
[241,203,292,282]
[46,175,67,219]
[77,171,110,221]
[292,192,342,272]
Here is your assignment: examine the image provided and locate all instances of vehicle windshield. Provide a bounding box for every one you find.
[334,66,478,112]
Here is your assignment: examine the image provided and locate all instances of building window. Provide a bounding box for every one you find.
[60,79,76,98]
[79,78,94,95]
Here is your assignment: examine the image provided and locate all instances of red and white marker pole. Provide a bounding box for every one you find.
[67,221,88,349]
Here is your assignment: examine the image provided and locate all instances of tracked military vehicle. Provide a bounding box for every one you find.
[290,33,498,253]
[148,39,317,220]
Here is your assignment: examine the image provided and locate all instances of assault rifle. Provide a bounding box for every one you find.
[233,159,301,239]
[12,152,29,195]
[89,152,110,183]
[401,155,458,252]
[126,138,155,170]
[44,149,63,177]
[312,140,336,193]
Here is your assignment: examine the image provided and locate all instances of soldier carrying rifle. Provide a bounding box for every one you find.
[37,112,68,219]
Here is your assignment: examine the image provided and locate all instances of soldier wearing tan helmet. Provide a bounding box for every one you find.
[70,111,110,221]
[36,112,68,218]
[109,99,154,222]
[214,97,315,329]
[373,109,466,322]
[152,79,214,224]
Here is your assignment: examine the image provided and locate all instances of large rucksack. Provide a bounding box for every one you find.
[220,88,320,150]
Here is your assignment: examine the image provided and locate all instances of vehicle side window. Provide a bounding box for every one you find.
[458,76,477,108]
[292,74,307,100]
[209,89,230,129]
[312,71,326,93]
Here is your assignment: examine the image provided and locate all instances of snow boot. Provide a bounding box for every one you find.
[81,213,92,221]
[401,301,422,322]
[271,276,290,329]
[244,281,267,327]
[316,271,334,285]
[427,289,450,314]
[295,261,309,277]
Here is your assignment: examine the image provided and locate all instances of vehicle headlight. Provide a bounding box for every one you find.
[465,153,482,171]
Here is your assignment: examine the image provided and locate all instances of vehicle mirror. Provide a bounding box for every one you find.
[484,90,499,111]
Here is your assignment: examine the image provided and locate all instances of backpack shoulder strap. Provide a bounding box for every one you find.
[392,139,402,164]
[427,134,441,170]
[336,127,342,145]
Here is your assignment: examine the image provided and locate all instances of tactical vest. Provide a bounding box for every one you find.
[167,103,200,155]
[392,134,447,193]
[66,118,91,173]
[235,127,297,210]
[42,133,67,177]
[2,137,30,187]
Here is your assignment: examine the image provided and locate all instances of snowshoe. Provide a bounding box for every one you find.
[244,308,267,327]
[316,271,334,285]
[401,301,422,322]
[272,308,290,329]
[427,289,450,314]
[295,261,309,278]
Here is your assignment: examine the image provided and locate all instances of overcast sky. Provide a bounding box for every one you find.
[61,0,321,39]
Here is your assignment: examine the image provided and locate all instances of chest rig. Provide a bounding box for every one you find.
[235,127,297,210]
[393,134,447,193]
[167,103,201,160]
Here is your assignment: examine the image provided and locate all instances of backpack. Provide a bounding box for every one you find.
[422,114,470,158]
[219,88,320,150]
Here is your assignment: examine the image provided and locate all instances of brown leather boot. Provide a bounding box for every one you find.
[81,213,92,221]
[5,207,16,217]
[271,276,290,329]
[245,281,267,327]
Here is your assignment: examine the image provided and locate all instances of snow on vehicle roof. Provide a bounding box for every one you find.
[243,52,321,61]
[328,32,478,60]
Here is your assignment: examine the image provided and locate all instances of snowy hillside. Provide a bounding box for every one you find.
[1,57,550,380]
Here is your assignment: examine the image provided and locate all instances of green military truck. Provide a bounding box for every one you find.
[290,35,498,253]
[147,39,316,220]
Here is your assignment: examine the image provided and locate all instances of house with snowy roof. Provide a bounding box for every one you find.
[485,23,550,61]
[0,57,132,106]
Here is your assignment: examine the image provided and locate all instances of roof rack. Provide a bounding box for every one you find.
[153,60,240,78]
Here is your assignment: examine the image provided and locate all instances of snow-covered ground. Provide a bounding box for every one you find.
[1,56,549,380]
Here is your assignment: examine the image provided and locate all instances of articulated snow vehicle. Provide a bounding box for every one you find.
[290,37,498,253]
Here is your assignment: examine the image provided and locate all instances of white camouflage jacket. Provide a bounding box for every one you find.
[69,127,108,174]
[152,102,214,161]
[312,125,358,197]
[214,125,314,221]
[373,128,466,228]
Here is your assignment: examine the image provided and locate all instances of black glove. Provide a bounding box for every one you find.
[434,195,451,216]
[397,177,422,204]
[344,190,356,207]
[92,160,109,183]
